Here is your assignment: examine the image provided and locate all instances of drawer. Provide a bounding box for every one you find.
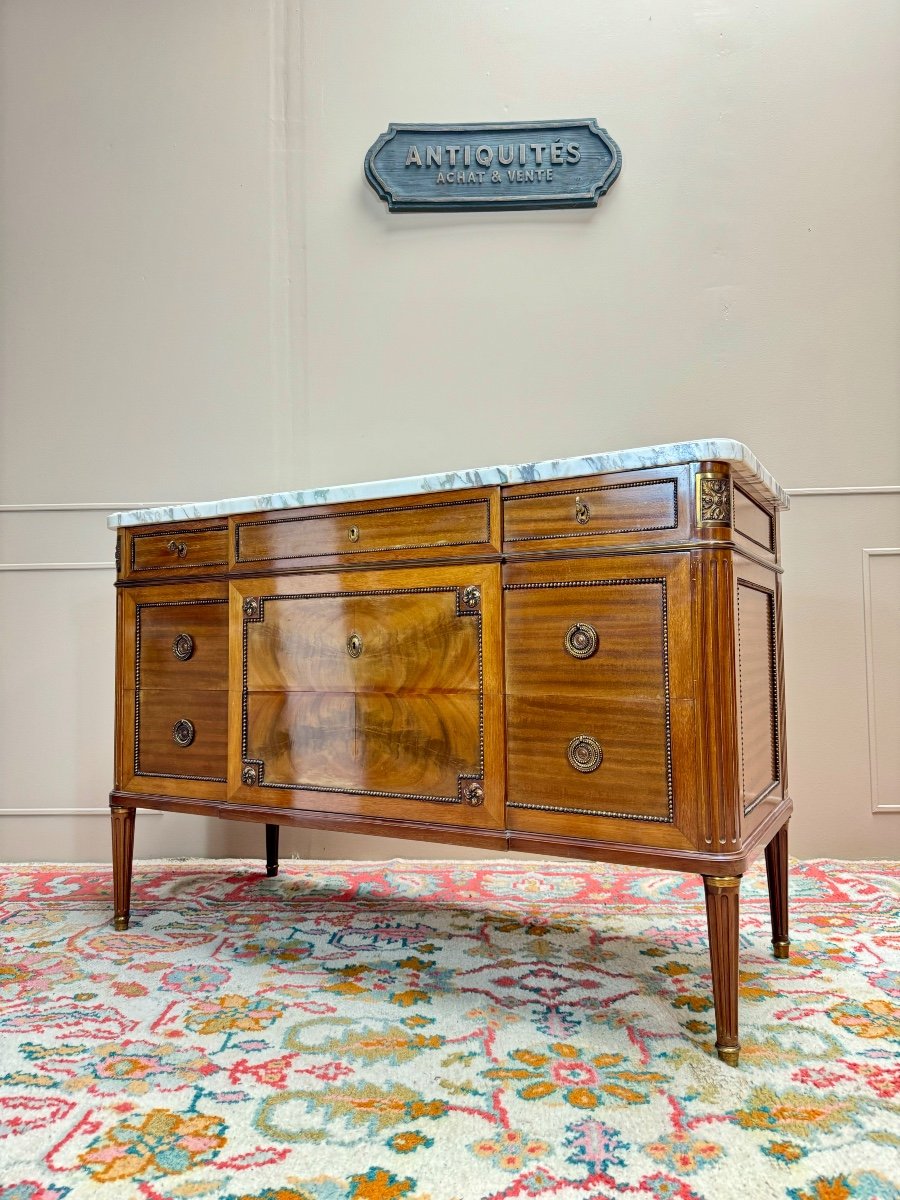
[244,589,478,694]
[232,490,498,568]
[503,552,695,829]
[125,523,228,578]
[502,469,687,552]
[133,688,228,782]
[507,695,672,822]
[245,690,481,799]
[135,597,228,691]
[504,574,669,702]
[229,563,506,829]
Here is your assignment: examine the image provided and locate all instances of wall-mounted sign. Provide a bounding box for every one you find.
[365,119,621,213]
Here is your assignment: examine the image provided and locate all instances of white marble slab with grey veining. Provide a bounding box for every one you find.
[107,439,788,529]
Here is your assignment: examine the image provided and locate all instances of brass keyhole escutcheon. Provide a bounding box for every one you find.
[567,734,603,773]
[348,525,360,543]
[574,497,590,525]
[172,718,195,747]
[167,540,188,557]
[172,633,194,661]
[347,632,363,658]
[565,623,598,659]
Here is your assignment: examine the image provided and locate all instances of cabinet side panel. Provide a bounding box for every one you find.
[735,575,781,815]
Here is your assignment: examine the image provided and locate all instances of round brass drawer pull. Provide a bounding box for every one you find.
[348,525,360,543]
[173,719,195,747]
[172,633,194,661]
[166,539,188,557]
[574,497,590,525]
[567,734,603,773]
[565,623,598,659]
[347,632,363,658]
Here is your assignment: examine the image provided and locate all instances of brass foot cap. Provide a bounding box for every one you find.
[266,866,279,878]
[113,916,130,931]
[716,1045,740,1067]
[773,940,790,960]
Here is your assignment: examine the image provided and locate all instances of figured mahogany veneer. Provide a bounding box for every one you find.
[111,455,791,1066]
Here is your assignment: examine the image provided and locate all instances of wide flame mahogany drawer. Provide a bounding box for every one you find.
[502,467,690,553]
[123,521,228,579]
[230,563,505,830]
[231,489,500,570]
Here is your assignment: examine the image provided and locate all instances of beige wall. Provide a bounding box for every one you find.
[1,0,898,863]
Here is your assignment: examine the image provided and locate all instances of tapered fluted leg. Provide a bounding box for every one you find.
[111,805,136,930]
[265,823,279,877]
[765,822,790,960]
[703,875,742,1066]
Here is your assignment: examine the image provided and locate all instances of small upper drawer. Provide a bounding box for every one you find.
[232,490,499,569]
[502,469,688,552]
[124,523,228,578]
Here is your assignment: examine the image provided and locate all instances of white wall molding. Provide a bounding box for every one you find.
[0,562,114,572]
[788,486,900,497]
[862,547,900,813]
[0,808,162,817]
[0,503,173,513]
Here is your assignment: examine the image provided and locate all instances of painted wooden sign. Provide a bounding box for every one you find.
[365,120,621,213]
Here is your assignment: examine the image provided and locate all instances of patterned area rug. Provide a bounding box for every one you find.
[0,858,897,1200]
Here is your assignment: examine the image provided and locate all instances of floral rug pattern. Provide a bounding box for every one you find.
[0,857,897,1200]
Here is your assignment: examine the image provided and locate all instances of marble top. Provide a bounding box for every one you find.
[107,439,788,529]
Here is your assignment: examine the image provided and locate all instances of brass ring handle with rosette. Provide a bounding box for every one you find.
[172,633,194,661]
[565,623,598,659]
[574,496,590,525]
[567,734,603,773]
[172,719,195,747]
[167,540,188,558]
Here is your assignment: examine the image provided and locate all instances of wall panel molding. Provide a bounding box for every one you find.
[0,563,114,572]
[787,487,900,497]
[862,547,900,813]
[0,808,161,818]
[0,503,171,513]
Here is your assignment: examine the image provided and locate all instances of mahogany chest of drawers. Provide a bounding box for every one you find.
[109,443,791,1066]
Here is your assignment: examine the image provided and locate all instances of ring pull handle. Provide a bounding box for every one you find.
[564,623,598,659]
[567,735,603,773]
[167,540,188,558]
[172,633,194,661]
[173,719,195,747]
[348,525,360,543]
[574,496,590,525]
[347,632,363,658]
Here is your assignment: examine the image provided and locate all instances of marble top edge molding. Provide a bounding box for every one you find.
[107,439,789,529]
